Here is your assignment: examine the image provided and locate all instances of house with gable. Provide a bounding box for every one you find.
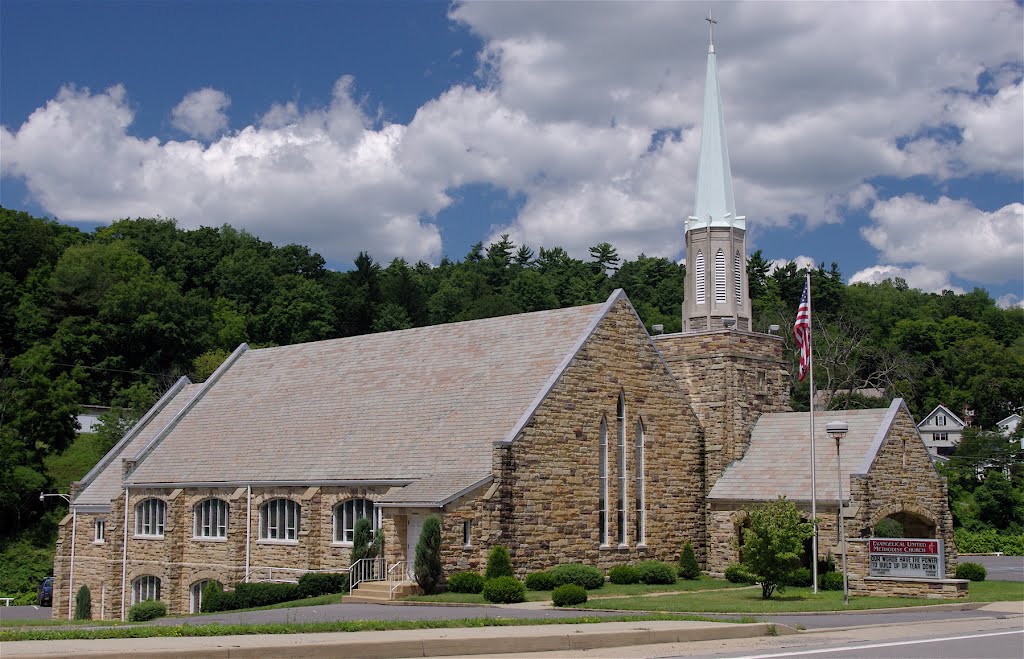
[917,404,968,457]
[51,27,960,618]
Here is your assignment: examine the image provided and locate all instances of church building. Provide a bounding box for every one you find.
[52,29,958,619]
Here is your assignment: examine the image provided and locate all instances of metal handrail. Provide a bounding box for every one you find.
[348,557,386,594]
[388,561,408,598]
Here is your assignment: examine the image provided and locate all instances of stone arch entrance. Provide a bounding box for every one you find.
[871,504,938,539]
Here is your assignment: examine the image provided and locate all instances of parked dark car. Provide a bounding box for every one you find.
[37,576,54,606]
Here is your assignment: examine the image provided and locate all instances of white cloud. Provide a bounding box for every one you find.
[768,256,815,274]
[862,195,1024,284]
[171,88,231,139]
[996,293,1024,310]
[849,264,964,295]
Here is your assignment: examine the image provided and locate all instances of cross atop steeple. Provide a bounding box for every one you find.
[706,11,717,53]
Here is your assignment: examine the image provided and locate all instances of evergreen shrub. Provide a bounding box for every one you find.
[678,542,700,579]
[548,564,604,590]
[481,576,526,603]
[955,562,987,581]
[200,581,232,613]
[551,583,587,607]
[524,571,555,591]
[74,584,91,620]
[636,560,678,585]
[297,572,348,599]
[233,582,299,608]
[128,600,167,621]
[608,564,640,584]
[447,571,485,594]
[414,515,443,594]
[484,545,514,580]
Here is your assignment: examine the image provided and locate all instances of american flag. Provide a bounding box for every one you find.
[793,279,811,381]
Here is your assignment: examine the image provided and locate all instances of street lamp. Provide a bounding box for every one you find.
[40,492,72,503]
[826,421,850,606]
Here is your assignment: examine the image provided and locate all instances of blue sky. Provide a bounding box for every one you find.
[2,1,1022,306]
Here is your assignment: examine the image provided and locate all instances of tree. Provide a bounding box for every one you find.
[740,497,813,599]
[351,517,373,563]
[589,242,620,274]
[678,541,700,579]
[414,515,443,594]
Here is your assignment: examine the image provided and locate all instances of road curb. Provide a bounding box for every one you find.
[1,620,788,658]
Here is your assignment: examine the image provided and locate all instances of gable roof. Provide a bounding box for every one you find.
[125,291,629,503]
[73,378,199,509]
[917,404,966,429]
[709,399,913,503]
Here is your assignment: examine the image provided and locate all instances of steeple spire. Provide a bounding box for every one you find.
[706,11,717,54]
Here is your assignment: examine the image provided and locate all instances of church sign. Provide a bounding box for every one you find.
[868,538,944,579]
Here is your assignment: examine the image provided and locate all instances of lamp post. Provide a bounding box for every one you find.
[40,492,72,503]
[826,421,849,607]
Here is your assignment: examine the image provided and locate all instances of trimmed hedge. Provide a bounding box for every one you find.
[201,582,233,613]
[233,582,300,609]
[955,562,987,581]
[608,565,640,585]
[724,564,757,585]
[482,576,526,604]
[128,600,167,622]
[484,545,514,580]
[548,564,604,590]
[447,571,486,594]
[297,572,348,599]
[524,571,556,591]
[551,584,587,607]
[635,560,677,585]
[819,571,844,591]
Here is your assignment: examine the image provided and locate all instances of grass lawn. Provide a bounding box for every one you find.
[404,576,744,604]
[580,579,1024,614]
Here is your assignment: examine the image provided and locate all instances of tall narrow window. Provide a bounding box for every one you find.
[617,392,627,546]
[598,417,608,546]
[715,249,726,303]
[463,520,472,547]
[634,418,646,545]
[134,499,166,537]
[734,251,743,302]
[193,499,229,538]
[695,251,705,304]
[94,519,105,543]
[260,499,300,541]
[333,499,380,543]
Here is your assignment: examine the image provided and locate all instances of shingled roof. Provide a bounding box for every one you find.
[73,378,200,509]
[123,292,625,505]
[709,399,912,503]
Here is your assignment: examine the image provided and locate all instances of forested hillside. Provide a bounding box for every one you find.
[2,206,1022,598]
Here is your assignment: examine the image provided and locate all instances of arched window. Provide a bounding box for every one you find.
[193,499,229,538]
[598,417,608,546]
[134,499,165,537]
[259,499,300,541]
[734,251,743,302]
[334,498,380,544]
[617,392,627,546]
[715,249,726,303]
[694,251,705,304]
[634,418,645,545]
[189,579,219,613]
[131,575,160,604]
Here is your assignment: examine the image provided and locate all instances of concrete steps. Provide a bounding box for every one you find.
[342,579,421,603]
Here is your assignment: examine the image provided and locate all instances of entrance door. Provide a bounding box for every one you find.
[406,513,425,580]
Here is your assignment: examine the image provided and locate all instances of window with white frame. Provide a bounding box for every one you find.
[598,417,609,546]
[131,575,160,604]
[193,498,229,538]
[94,518,105,543]
[260,498,300,541]
[694,251,705,304]
[936,415,946,426]
[714,249,726,304]
[734,251,743,302]
[333,498,380,543]
[634,418,645,545]
[617,392,627,546]
[189,579,219,613]
[134,498,166,537]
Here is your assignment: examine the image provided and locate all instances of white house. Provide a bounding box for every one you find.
[996,413,1021,440]
[917,405,967,457]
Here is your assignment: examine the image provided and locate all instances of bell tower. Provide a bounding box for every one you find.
[684,15,752,331]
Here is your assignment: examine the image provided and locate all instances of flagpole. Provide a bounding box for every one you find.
[807,271,819,594]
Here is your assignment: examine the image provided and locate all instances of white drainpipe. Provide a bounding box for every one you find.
[120,487,129,621]
[245,485,251,582]
[67,509,77,619]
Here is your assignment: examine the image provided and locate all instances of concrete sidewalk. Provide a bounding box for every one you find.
[1,619,788,658]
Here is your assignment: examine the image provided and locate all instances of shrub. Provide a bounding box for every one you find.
[128,600,167,621]
[201,581,230,613]
[548,563,604,590]
[351,517,373,563]
[447,571,485,594]
[297,572,348,599]
[955,562,987,581]
[551,583,588,607]
[819,571,844,591]
[873,517,904,538]
[635,560,677,585]
[954,529,1024,556]
[481,576,526,603]
[484,545,514,580]
[724,564,757,585]
[608,564,640,585]
[74,584,91,620]
[414,515,443,594]
[784,567,812,587]
[524,571,556,591]
[233,582,299,608]
[678,542,700,579]
[817,551,836,575]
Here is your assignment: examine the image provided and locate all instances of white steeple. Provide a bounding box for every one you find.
[690,12,744,232]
